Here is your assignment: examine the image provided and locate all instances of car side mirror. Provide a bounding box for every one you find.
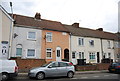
[48,66,52,68]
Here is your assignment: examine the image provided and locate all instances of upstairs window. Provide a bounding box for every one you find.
[89,40,94,46]
[108,41,111,49]
[28,32,36,40]
[46,32,52,42]
[78,38,84,46]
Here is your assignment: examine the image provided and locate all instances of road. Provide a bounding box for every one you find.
[8,72,120,81]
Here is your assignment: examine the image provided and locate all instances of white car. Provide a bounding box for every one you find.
[28,61,75,80]
[0,60,18,81]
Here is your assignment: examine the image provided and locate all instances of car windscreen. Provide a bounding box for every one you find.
[41,61,52,67]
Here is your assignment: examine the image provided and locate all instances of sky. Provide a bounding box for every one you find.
[1,0,120,33]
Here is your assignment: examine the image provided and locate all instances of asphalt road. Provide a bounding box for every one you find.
[8,72,120,81]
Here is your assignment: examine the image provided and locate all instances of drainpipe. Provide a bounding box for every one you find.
[8,20,13,59]
[8,2,14,59]
[100,38,104,61]
[69,33,72,62]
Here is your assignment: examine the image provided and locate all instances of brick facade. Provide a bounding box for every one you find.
[10,58,46,72]
[75,63,110,71]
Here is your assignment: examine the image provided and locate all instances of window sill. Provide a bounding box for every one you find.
[27,38,36,41]
[46,41,52,43]
[46,57,52,59]
[78,45,84,47]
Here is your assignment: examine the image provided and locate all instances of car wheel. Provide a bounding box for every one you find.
[67,71,74,78]
[2,73,9,81]
[36,72,45,80]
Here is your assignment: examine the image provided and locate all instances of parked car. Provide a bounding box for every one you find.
[108,62,120,73]
[28,61,75,80]
[0,60,18,81]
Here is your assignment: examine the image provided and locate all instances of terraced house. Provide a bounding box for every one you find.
[0,5,14,59]
[64,23,117,65]
[10,13,70,63]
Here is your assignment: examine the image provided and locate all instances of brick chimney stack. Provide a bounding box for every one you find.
[97,28,103,31]
[35,12,41,20]
[72,23,79,28]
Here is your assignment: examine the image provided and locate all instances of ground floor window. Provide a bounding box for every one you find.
[117,54,120,58]
[79,52,84,59]
[108,53,111,58]
[27,49,35,57]
[72,51,76,59]
[16,48,22,57]
[89,52,95,60]
[46,48,52,59]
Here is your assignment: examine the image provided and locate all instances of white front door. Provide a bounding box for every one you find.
[56,47,61,61]
[1,41,8,59]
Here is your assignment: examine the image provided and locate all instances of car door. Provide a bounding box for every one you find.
[57,62,67,76]
[45,62,59,77]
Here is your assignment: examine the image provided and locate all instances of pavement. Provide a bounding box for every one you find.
[18,70,109,77]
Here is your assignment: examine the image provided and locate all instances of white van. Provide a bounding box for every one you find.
[0,60,18,81]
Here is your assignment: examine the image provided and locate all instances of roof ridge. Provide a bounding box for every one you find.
[13,14,61,23]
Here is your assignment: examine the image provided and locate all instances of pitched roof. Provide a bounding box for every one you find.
[12,14,69,32]
[64,24,118,40]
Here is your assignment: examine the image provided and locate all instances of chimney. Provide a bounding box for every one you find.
[97,28,103,31]
[72,23,79,28]
[35,12,41,20]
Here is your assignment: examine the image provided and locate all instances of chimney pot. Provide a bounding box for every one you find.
[72,23,79,28]
[97,28,103,31]
[35,12,41,20]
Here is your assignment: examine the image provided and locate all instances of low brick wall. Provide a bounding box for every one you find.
[75,63,110,71]
[10,58,46,72]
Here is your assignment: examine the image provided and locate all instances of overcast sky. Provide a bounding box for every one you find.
[1,0,120,33]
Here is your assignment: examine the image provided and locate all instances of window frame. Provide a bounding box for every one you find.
[79,52,84,59]
[78,38,84,46]
[72,51,76,59]
[89,52,96,60]
[27,49,36,58]
[27,31,36,40]
[16,48,22,57]
[46,32,52,42]
[107,40,111,49]
[46,48,52,59]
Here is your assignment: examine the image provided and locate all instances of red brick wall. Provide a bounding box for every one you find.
[75,63,110,71]
[10,58,46,72]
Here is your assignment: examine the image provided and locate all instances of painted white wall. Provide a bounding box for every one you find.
[102,39,115,61]
[70,35,114,65]
[0,6,13,59]
[11,27,42,59]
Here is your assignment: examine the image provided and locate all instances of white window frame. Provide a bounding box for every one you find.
[16,48,22,57]
[27,31,36,40]
[78,38,84,46]
[72,51,76,59]
[107,40,111,49]
[27,49,36,58]
[79,52,84,59]
[89,52,96,60]
[46,32,52,42]
[46,48,52,59]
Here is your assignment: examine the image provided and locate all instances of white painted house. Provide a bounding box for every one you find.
[0,5,14,59]
[11,26,42,59]
[64,23,116,65]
